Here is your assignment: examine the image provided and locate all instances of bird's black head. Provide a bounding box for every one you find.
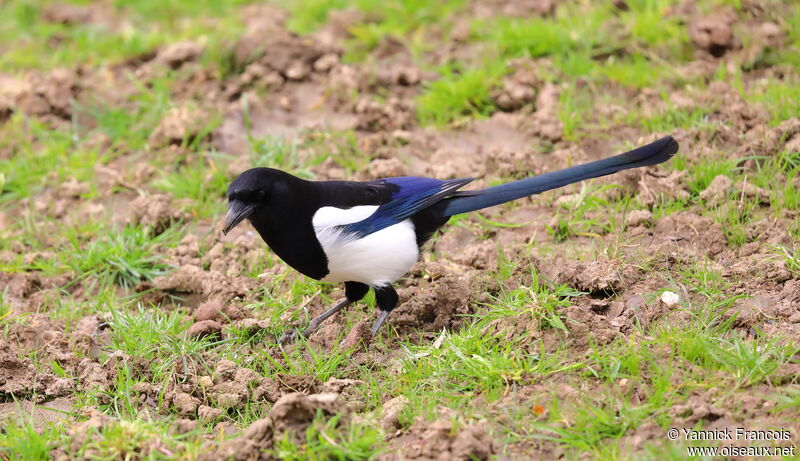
[223,168,283,235]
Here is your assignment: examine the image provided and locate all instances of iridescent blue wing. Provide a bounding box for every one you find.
[341,176,474,237]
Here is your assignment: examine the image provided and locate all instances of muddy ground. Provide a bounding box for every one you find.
[0,0,799,459]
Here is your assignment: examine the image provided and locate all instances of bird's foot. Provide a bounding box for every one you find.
[277,328,303,345]
[277,298,352,346]
[370,311,390,339]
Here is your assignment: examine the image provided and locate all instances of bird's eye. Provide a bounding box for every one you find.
[256,189,266,200]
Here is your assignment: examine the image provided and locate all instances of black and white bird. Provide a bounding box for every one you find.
[223,136,679,343]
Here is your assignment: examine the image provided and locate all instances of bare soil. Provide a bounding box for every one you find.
[1,0,798,458]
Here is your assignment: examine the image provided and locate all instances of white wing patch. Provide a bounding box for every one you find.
[312,206,419,287]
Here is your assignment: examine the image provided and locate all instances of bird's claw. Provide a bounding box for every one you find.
[277,328,301,345]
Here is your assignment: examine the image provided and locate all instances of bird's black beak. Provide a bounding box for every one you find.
[222,200,254,235]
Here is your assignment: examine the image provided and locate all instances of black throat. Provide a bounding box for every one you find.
[247,174,329,280]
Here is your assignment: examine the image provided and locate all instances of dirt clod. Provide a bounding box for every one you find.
[272,393,342,434]
[128,193,190,235]
[149,106,210,147]
[151,264,256,303]
[384,419,493,460]
[394,274,476,331]
[195,300,245,323]
[542,257,637,297]
[355,97,414,132]
[340,320,372,350]
[156,41,205,69]
[173,392,201,416]
[381,396,409,432]
[202,393,344,461]
[42,3,96,25]
[689,10,737,57]
[369,158,409,178]
[0,351,72,400]
[198,405,223,422]
[12,68,82,119]
[187,320,222,339]
[626,209,652,228]
[699,174,733,205]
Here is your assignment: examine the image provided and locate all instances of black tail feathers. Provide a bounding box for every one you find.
[442,136,679,216]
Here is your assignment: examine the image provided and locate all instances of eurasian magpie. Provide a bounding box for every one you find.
[223,136,679,343]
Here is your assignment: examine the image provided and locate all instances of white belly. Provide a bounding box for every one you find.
[312,206,419,287]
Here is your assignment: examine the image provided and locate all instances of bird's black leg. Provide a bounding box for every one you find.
[278,282,369,345]
[372,285,399,338]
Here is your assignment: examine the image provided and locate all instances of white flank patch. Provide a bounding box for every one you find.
[312,206,419,287]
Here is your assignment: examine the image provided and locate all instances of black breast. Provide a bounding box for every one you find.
[248,208,330,280]
[246,175,330,280]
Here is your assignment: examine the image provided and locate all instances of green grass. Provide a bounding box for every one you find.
[746,79,800,126]
[283,0,467,62]
[2,0,799,459]
[687,156,740,196]
[0,0,250,71]
[0,417,62,460]
[547,183,629,241]
[272,414,384,459]
[771,244,800,276]
[154,150,231,218]
[417,65,505,125]
[62,225,177,288]
[72,416,203,459]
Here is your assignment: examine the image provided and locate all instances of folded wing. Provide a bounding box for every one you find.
[340,176,474,237]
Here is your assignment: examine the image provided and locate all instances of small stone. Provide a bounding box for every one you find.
[660,291,680,307]
[198,376,214,387]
